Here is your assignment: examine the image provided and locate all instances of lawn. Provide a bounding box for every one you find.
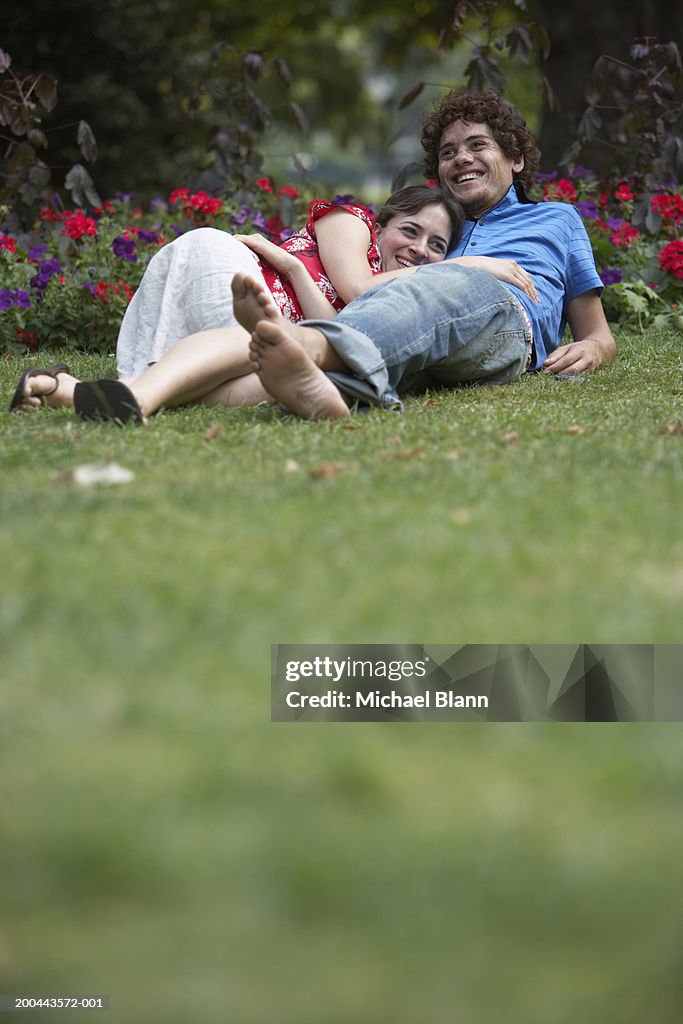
[1,328,682,1023]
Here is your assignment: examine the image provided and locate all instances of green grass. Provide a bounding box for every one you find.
[1,330,682,1022]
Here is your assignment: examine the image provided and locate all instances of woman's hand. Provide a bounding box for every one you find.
[235,233,298,277]
[450,255,539,303]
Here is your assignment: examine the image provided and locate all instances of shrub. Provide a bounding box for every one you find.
[534,172,683,331]
[0,180,312,354]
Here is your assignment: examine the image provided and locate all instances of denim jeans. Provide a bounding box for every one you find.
[304,264,532,409]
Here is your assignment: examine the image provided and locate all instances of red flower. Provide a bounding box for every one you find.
[277,186,299,198]
[169,188,190,205]
[659,240,683,279]
[265,214,284,239]
[0,234,16,253]
[615,183,636,201]
[38,208,64,223]
[256,178,273,192]
[651,194,683,226]
[62,211,97,240]
[544,178,577,204]
[188,191,222,215]
[610,223,639,247]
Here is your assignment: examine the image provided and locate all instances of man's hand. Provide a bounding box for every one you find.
[542,338,608,375]
[545,291,617,374]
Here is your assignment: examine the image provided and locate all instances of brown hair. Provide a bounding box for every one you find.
[421,91,541,194]
[376,184,464,248]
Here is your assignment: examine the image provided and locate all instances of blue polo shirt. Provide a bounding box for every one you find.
[447,185,603,369]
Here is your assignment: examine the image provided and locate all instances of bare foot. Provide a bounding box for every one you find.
[232,273,346,371]
[249,321,350,420]
[12,368,79,412]
[232,273,279,334]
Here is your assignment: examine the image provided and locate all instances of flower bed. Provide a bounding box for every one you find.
[1,173,682,355]
[538,171,683,330]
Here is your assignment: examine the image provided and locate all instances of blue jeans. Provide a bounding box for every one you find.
[304,264,532,409]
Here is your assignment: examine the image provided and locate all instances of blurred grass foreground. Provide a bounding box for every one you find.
[1,330,682,1023]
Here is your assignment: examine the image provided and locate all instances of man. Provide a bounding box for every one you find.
[244,90,616,419]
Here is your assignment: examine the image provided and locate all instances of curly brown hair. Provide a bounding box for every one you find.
[421,91,541,195]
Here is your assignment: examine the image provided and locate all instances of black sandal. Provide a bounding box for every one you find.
[73,379,144,425]
[9,363,70,412]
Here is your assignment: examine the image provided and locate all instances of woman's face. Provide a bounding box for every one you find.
[376,204,452,271]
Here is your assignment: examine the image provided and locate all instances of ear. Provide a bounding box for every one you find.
[512,154,525,175]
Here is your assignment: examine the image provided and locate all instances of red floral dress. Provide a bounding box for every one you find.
[259,200,382,321]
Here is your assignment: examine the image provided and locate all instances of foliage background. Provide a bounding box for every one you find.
[4,0,683,198]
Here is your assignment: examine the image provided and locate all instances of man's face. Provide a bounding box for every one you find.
[437,120,524,218]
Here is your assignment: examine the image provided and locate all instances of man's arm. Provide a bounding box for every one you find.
[543,290,616,374]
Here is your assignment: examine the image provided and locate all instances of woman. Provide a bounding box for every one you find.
[10,185,536,420]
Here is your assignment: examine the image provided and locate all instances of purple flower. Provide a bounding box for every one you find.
[535,171,557,182]
[31,258,62,295]
[231,206,252,226]
[0,288,31,309]
[251,211,267,230]
[112,235,138,262]
[332,193,356,205]
[577,199,600,220]
[116,191,134,203]
[28,244,48,261]
[150,198,168,214]
[82,281,97,295]
[606,217,625,230]
[572,165,596,179]
[137,229,161,244]
[600,268,623,286]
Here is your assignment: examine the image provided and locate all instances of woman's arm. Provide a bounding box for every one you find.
[449,255,539,303]
[235,233,340,320]
[315,210,540,304]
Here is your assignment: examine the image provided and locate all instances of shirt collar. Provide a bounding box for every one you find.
[465,184,520,222]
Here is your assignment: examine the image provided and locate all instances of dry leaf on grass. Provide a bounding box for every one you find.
[502,430,520,444]
[661,421,683,435]
[382,445,425,460]
[566,424,587,436]
[284,459,301,473]
[204,425,222,440]
[309,461,357,479]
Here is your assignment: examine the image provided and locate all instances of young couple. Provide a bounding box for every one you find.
[10,91,615,422]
